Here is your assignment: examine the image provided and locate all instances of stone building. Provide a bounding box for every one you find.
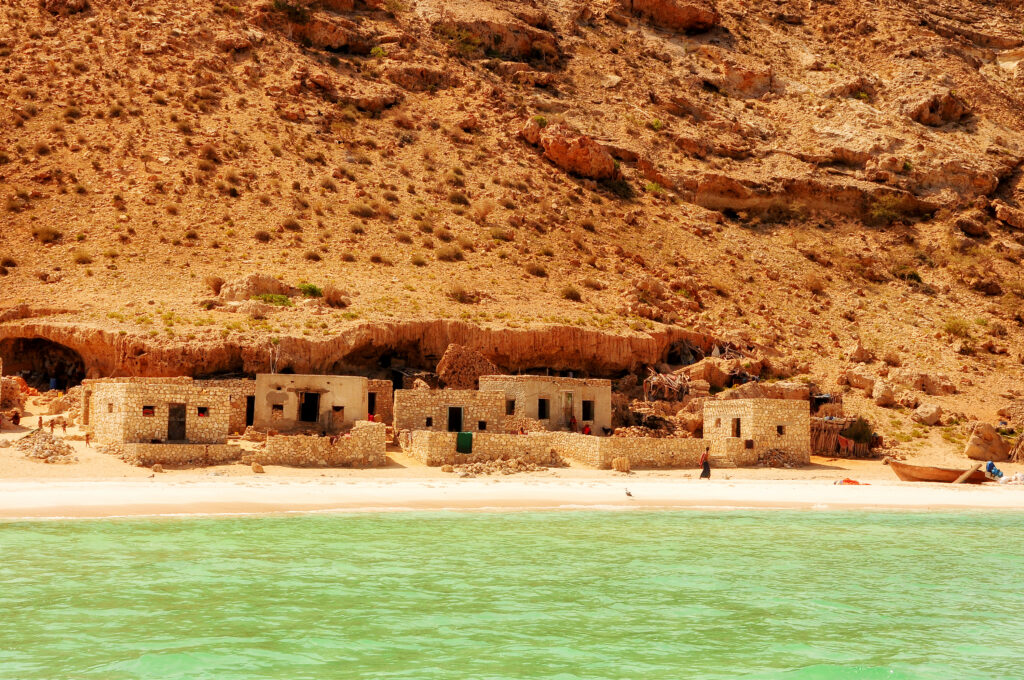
[201,378,256,434]
[393,389,505,433]
[477,375,612,433]
[82,379,230,445]
[703,398,811,464]
[367,379,394,425]
[253,374,368,433]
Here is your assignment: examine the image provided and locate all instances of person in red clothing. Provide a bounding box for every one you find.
[700,446,711,479]
[582,424,591,436]
[367,413,375,422]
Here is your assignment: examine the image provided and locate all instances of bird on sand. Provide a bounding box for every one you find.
[625,488,633,497]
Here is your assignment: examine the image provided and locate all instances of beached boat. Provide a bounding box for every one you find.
[889,461,990,484]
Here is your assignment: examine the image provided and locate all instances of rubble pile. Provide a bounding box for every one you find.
[435,343,501,390]
[757,448,804,469]
[15,431,78,464]
[0,376,28,411]
[440,451,566,476]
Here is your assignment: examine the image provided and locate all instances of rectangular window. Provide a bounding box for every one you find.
[107,403,113,413]
[272,404,284,412]
[538,398,550,419]
[142,406,155,417]
[732,418,741,438]
[478,420,487,431]
[425,416,433,427]
[506,399,516,416]
[582,400,594,421]
[197,407,209,418]
[776,425,785,436]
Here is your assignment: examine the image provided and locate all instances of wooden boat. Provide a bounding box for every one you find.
[889,461,990,484]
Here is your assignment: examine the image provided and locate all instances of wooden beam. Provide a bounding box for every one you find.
[953,462,983,484]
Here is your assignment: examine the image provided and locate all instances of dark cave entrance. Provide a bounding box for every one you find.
[0,338,87,391]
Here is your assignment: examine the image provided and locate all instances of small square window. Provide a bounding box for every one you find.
[142,406,155,417]
[478,420,487,431]
[425,417,433,427]
[776,425,785,436]
[198,407,210,418]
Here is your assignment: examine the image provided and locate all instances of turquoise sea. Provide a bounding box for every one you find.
[1,510,1022,679]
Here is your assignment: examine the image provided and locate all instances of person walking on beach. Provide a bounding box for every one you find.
[38,416,43,431]
[84,432,91,447]
[49,419,56,435]
[700,446,711,479]
[61,420,67,435]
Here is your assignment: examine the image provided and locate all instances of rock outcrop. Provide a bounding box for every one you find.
[618,0,719,32]
[219,274,300,302]
[963,422,1011,462]
[521,121,618,180]
[44,0,87,15]
[435,343,501,389]
[902,89,969,127]
[911,404,943,426]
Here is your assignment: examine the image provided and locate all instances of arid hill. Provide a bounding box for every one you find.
[2,0,1024,442]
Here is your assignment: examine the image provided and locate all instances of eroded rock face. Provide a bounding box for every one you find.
[522,121,618,180]
[44,0,87,15]
[219,273,300,302]
[903,89,969,127]
[964,422,1011,462]
[619,0,719,32]
[426,1,558,62]
[993,200,1024,230]
[386,64,456,91]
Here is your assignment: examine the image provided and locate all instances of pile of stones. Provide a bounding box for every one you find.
[15,431,78,464]
[441,452,566,477]
[757,448,803,469]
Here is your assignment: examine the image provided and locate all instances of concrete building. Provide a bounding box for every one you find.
[703,398,810,463]
[393,389,505,434]
[253,374,368,433]
[82,379,230,445]
[477,375,613,433]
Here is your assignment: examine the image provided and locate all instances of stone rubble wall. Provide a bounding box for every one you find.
[405,430,753,469]
[393,389,505,433]
[367,379,394,424]
[251,421,388,467]
[119,443,242,467]
[199,378,256,434]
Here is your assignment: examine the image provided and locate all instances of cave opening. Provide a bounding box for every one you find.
[0,338,87,391]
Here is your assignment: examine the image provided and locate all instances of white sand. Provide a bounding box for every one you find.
[1,477,1023,519]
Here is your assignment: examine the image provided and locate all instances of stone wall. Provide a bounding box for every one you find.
[704,398,810,464]
[393,389,505,433]
[405,430,753,469]
[367,379,394,425]
[478,375,612,432]
[118,443,242,467]
[200,378,256,434]
[251,421,388,467]
[253,374,367,433]
[85,381,230,445]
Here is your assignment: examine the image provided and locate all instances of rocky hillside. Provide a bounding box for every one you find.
[2,0,1024,435]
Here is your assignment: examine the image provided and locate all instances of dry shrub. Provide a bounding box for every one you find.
[72,249,92,265]
[323,284,349,308]
[204,275,225,295]
[254,230,272,243]
[448,284,479,304]
[582,277,604,291]
[882,350,902,367]
[437,245,464,262]
[561,285,582,302]
[525,263,547,277]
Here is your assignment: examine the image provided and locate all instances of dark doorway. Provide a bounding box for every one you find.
[299,392,320,423]
[168,403,187,441]
[582,400,595,421]
[447,406,463,432]
[368,392,377,417]
[537,398,550,420]
[245,396,255,427]
[731,418,742,438]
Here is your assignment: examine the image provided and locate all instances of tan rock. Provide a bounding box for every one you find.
[44,0,87,15]
[843,365,876,393]
[903,89,969,127]
[872,380,895,407]
[992,200,1024,230]
[911,404,942,426]
[535,123,618,180]
[252,461,265,473]
[436,344,500,390]
[619,0,719,32]
[963,422,1011,462]
[219,273,299,302]
[152,463,164,473]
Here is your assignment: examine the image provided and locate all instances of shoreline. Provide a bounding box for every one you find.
[2,477,1023,520]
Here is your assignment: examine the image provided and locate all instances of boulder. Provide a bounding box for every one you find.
[219,273,299,302]
[619,0,719,32]
[963,422,1011,462]
[843,365,876,393]
[435,343,501,390]
[903,89,969,127]
[889,369,956,396]
[872,380,895,407]
[848,338,874,363]
[992,200,1024,230]
[214,33,253,52]
[955,212,989,238]
[524,122,618,180]
[911,403,943,426]
[44,0,87,14]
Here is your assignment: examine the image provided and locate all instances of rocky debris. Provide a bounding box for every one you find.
[219,273,299,302]
[521,120,618,180]
[152,463,164,473]
[44,0,87,15]
[911,404,943,426]
[678,356,762,390]
[612,456,631,473]
[872,380,895,407]
[491,61,555,87]
[428,2,559,62]
[721,380,809,401]
[215,32,253,52]
[15,431,78,464]
[758,448,803,468]
[443,451,566,476]
[618,0,719,32]
[956,211,989,238]
[235,300,277,320]
[435,343,501,390]
[963,422,1011,462]
[254,8,377,54]
[840,365,876,393]
[252,461,265,473]
[242,426,267,442]
[0,376,28,411]
[695,46,773,98]
[385,64,455,91]
[902,89,969,127]
[992,200,1024,230]
[889,369,956,396]
[848,339,874,363]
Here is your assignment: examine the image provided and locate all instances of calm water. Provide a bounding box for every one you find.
[1,510,1022,679]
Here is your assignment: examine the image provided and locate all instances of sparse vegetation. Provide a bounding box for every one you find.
[448,284,479,304]
[561,285,582,302]
[252,293,293,307]
[437,245,464,262]
[204,275,225,295]
[944,317,971,338]
[299,283,323,297]
[525,263,547,277]
[32,226,62,243]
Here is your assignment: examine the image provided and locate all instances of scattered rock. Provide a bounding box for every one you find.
[523,122,619,180]
[14,431,78,464]
[618,0,720,32]
[386,63,455,91]
[963,422,1011,462]
[848,338,874,363]
[911,403,943,426]
[992,200,1024,230]
[843,365,876,393]
[956,212,989,238]
[44,0,87,15]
